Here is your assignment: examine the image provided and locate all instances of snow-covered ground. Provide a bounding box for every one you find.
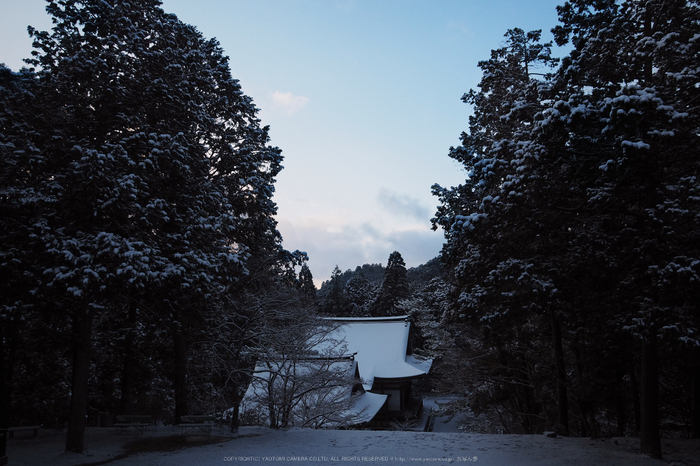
[6,425,700,466]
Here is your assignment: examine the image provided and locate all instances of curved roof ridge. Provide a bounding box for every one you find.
[323,315,409,322]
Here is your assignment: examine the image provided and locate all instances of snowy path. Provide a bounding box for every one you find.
[7,426,700,466]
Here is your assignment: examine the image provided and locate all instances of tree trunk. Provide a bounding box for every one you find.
[640,333,662,459]
[630,357,641,436]
[643,1,654,85]
[551,315,569,435]
[691,347,700,438]
[572,339,587,437]
[65,309,94,453]
[230,400,240,434]
[118,302,137,415]
[615,367,627,437]
[0,321,11,463]
[639,10,661,455]
[173,330,188,425]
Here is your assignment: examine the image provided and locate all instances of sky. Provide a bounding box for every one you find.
[0,0,568,287]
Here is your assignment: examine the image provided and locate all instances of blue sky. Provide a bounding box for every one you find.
[0,0,567,286]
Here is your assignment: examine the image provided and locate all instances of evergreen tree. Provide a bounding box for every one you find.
[298,263,318,308]
[1,0,284,452]
[551,0,700,456]
[343,270,375,317]
[320,266,348,316]
[434,1,700,455]
[0,64,46,444]
[372,251,409,316]
[432,28,567,434]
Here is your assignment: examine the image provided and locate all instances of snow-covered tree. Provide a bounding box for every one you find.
[434,1,700,455]
[320,266,348,316]
[1,0,284,452]
[240,293,362,429]
[297,263,318,308]
[343,270,375,317]
[432,27,569,434]
[372,251,410,316]
[550,0,700,456]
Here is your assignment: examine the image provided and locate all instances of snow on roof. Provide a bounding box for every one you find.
[323,316,433,390]
[242,357,381,428]
[241,316,431,427]
[348,391,388,424]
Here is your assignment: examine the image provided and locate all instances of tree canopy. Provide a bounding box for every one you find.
[433,0,700,457]
[372,251,410,317]
[1,0,286,453]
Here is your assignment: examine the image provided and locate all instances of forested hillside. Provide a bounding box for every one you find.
[317,255,446,317]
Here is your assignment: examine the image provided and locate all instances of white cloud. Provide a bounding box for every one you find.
[277,216,444,287]
[446,20,474,37]
[271,90,309,115]
[377,188,430,221]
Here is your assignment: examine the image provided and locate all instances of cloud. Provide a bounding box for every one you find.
[277,216,444,287]
[271,90,309,115]
[377,189,430,221]
[446,20,473,37]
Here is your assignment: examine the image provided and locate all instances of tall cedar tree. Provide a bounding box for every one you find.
[435,0,700,457]
[344,270,374,317]
[551,0,700,457]
[0,64,52,461]
[320,266,348,316]
[432,29,566,434]
[297,263,318,308]
[372,251,409,316]
[1,0,283,452]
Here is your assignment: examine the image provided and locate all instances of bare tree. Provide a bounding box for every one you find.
[240,295,367,428]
